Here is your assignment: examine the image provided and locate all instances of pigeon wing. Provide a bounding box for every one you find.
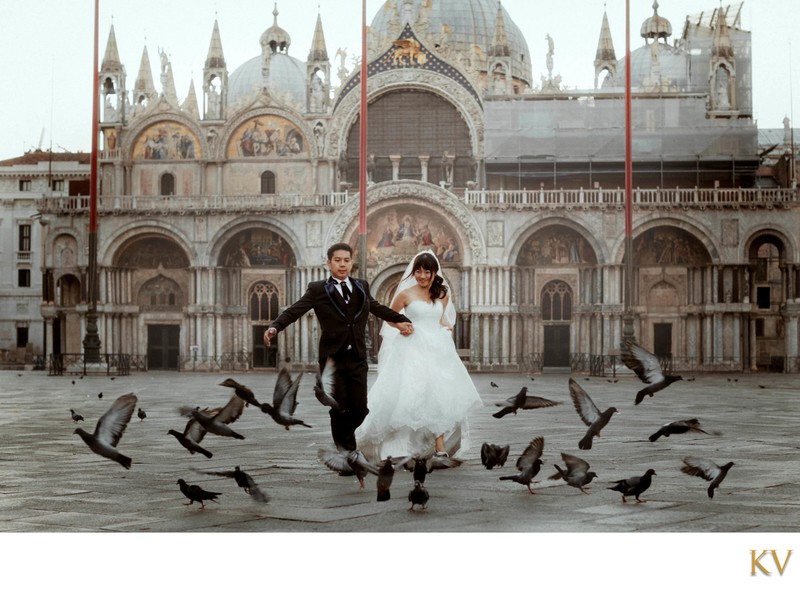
[272,368,294,408]
[621,340,665,385]
[515,436,544,471]
[281,373,303,416]
[561,452,590,474]
[496,445,510,467]
[568,379,601,426]
[681,457,721,482]
[519,395,560,409]
[183,416,208,443]
[318,448,351,472]
[93,393,137,447]
[213,395,246,425]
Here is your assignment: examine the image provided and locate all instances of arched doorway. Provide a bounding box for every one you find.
[249,281,280,368]
[541,280,572,368]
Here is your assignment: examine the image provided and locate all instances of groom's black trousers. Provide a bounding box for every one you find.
[327,348,369,452]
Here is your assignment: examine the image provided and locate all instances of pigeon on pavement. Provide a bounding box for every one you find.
[167,429,213,458]
[481,443,511,469]
[680,456,734,499]
[569,378,618,450]
[548,452,598,494]
[179,394,246,440]
[498,436,545,494]
[608,469,656,502]
[176,479,221,509]
[261,368,312,430]
[313,357,340,411]
[649,418,721,442]
[490,381,499,388]
[620,339,683,405]
[493,386,559,418]
[376,456,412,502]
[408,480,430,511]
[70,409,84,423]
[192,466,269,503]
[219,377,262,408]
[73,393,137,469]
[137,407,146,421]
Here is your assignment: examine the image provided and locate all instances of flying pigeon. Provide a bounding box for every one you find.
[318,448,378,489]
[498,436,545,494]
[313,357,340,411]
[548,452,598,494]
[620,339,683,405]
[261,368,312,430]
[608,469,656,503]
[410,454,462,482]
[192,466,269,503]
[568,378,618,450]
[176,479,221,509]
[493,386,559,418]
[70,409,84,423]
[408,480,430,511]
[73,393,137,469]
[376,456,411,502]
[178,394,246,440]
[167,429,213,458]
[219,377,262,408]
[480,443,511,470]
[680,456,734,499]
[137,407,146,421]
[649,418,721,442]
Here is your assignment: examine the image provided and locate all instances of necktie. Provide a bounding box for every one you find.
[340,281,352,303]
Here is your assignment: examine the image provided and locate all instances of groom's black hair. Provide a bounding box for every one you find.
[327,243,353,260]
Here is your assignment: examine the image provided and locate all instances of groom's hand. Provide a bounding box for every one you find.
[264,327,277,346]
[397,322,414,336]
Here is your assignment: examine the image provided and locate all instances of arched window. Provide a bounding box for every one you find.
[249,282,280,322]
[260,171,276,194]
[541,281,572,321]
[160,172,175,196]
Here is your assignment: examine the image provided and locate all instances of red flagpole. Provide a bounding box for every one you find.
[358,0,368,276]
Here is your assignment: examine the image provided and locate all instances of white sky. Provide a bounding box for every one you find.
[1,0,797,161]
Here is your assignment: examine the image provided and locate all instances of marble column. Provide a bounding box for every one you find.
[418,155,430,183]
[389,155,402,181]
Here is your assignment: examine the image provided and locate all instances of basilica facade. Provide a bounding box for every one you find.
[21,0,800,373]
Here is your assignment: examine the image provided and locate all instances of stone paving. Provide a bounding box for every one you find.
[0,368,798,534]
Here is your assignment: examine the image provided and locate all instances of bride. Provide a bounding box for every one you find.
[356,250,483,460]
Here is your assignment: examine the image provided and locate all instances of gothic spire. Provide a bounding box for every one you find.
[205,19,226,69]
[134,45,156,96]
[101,24,122,72]
[308,12,328,62]
[488,2,510,57]
[595,10,616,63]
[182,79,200,119]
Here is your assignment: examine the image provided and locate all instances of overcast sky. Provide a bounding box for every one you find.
[1,0,796,161]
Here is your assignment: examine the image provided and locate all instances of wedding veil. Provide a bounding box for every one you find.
[378,249,457,367]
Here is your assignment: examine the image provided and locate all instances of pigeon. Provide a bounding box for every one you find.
[192,466,269,503]
[73,393,137,469]
[681,456,734,499]
[261,368,312,430]
[408,480,430,511]
[480,443,511,470]
[498,436,545,494]
[490,381,499,388]
[313,357,340,411]
[137,407,146,421]
[376,456,411,502]
[70,409,84,423]
[410,455,462,483]
[607,379,619,383]
[176,479,221,509]
[97,392,103,399]
[318,448,379,489]
[608,469,656,503]
[648,418,721,442]
[493,386,559,418]
[620,339,683,405]
[179,394,246,440]
[219,377,262,408]
[548,452,598,494]
[568,378,618,450]
[167,429,213,458]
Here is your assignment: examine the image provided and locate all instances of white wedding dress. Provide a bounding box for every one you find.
[356,299,483,460]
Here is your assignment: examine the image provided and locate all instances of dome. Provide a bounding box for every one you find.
[640,1,672,41]
[618,43,689,91]
[228,52,307,108]
[370,0,532,85]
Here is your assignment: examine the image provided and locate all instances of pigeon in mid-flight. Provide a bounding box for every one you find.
[649,418,721,442]
[219,377,262,408]
[176,479,221,509]
[620,339,683,405]
[568,378,618,450]
[318,448,378,489]
[179,394,246,440]
[608,469,656,503]
[73,393,137,469]
[313,357,340,411]
[261,368,312,430]
[680,457,734,499]
[498,436,545,494]
[493,386,559,418]
[480,443,511,469]
[192,466,269,503]
[548,452,598,494]
[167,428,213,458]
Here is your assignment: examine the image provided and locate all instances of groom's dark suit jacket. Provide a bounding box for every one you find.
[269,276,410,364]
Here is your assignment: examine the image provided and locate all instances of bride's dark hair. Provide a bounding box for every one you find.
[406,252,448,300]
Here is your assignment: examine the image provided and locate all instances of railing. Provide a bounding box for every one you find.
[48,353,132,376]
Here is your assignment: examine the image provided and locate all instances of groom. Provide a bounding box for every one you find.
[264,242,413,452]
